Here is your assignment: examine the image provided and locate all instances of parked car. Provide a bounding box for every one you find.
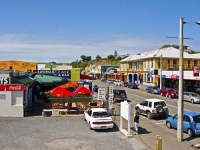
[166,111,200,137]
[183,92,200,104]
[106,79,114,84]
[121,81,128,87]
[84,108,113,130]
[113,89,127,102]
[160,88,178,99]
[146,86,160,94]
[135,98,169,119]
[113,80,121,86]
[101,78,107,83]
[127,82,138,89]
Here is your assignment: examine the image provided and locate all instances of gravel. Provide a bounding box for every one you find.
[0,116,146,150]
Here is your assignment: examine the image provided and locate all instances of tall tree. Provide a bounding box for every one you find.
[96,55,101,61]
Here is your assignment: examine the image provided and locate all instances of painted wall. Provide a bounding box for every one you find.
[71,68,81,81]
[0,60,36,72]
[0,91,24,117]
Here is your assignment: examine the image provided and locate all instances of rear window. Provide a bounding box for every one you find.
[154,101,166,108]
[153,87,158,89]
[193,115,200,123]
[92,112,109,118]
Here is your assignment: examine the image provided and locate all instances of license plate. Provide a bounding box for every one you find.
[101,126,106,129]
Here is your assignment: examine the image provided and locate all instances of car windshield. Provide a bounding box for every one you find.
[192,115,200,123]
[154,101,166,108]
[153,87,158,89]
[191,93,199,97]
[92,112,109,118]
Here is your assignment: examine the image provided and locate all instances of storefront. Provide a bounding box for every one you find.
[0,71,34,117]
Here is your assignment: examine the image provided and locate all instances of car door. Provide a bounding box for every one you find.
[171,114,178,128]
[184,92,190,101]
[85,109,92,123]
[140,100,148,113]
[183,115,191,132]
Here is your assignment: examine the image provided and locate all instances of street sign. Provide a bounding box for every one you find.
[97,88,106,101]
[108,86,113,109]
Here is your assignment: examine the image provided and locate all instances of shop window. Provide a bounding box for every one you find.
[158,59,160,68]
[188,60,191,68]
[168,59,170,67]
[151,59,153,68]
[194,60,198,66]
[12,92,23,106]
[173,60,177,67]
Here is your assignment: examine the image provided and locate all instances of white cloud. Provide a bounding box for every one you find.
[0,34,169,62]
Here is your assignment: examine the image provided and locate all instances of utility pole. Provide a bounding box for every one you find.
[160,55,162,89]
[177,17,184,142]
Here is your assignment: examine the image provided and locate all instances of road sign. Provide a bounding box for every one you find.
[108,86,113,109]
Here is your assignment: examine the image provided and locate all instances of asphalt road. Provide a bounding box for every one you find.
[94,80,200,150]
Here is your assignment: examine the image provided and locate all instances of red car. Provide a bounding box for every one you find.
[160,88,178,99]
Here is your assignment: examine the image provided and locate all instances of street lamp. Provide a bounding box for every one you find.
[177,18,200,142]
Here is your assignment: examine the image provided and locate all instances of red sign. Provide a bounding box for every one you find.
[4,84,25,91]
[171,75,178,80]
[114,69,117,73]
[193,66,200,77]
[0,85,5,91]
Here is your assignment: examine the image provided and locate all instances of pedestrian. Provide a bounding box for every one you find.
[134,111,140,135]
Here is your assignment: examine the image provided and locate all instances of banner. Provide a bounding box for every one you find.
[193,66,200,77]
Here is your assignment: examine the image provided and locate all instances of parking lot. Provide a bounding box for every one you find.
[0,116,146,150]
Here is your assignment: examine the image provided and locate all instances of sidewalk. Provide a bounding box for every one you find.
[112,109,198,150]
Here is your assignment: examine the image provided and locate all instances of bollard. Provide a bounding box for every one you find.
[156,135,162,150]
[42,111,45,117]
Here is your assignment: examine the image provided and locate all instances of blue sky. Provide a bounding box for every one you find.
[0,0,200,63]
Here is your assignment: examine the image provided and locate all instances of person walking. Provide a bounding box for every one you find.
[134,111,140,135]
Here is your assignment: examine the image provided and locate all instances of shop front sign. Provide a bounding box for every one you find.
[0,85,5,91]
[0,77,9,84]
[4,84,25,91]
[171,75,178,80]
[193,66,200,77]
[33,70,71,78]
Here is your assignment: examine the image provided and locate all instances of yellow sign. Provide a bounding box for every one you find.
[0,60,36,72]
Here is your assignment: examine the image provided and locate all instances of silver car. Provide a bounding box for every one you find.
[183,92,200,104]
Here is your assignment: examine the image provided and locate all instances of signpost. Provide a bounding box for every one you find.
[108,85,113,109]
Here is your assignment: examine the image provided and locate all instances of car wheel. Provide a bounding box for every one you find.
[156,105,164,115]
[191,99,194,104]
[146,90,149,93]
[136,108,141,114]
[166,122,172,128]
[147,112,152,119]
[187,128,194,137]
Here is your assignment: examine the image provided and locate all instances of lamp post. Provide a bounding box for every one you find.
[160,55,162,89]
[177,18,200,142]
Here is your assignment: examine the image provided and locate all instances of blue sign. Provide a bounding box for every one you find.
[162,75,166,78]
[33,70,71,79]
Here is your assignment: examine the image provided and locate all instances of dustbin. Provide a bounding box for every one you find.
[42,111,45,117]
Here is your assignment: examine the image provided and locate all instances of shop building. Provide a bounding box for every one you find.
[0,70,34,117]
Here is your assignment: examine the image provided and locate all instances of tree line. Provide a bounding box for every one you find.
[70,50,129,68]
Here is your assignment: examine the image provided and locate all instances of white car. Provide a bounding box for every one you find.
[84,108,114,130]
[113,80,121,86]
[135,99,169,119]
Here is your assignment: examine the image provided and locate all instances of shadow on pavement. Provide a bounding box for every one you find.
[130,126,151,135]
[94,123,119,133]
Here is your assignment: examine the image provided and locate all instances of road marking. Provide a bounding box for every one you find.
[167,104,190,111]
[155,122,165,125]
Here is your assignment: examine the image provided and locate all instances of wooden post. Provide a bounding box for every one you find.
[156,135,162,150]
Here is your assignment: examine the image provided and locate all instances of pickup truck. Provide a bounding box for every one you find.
[84,108,113,130]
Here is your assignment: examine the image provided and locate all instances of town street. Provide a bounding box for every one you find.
[94,80,200,150]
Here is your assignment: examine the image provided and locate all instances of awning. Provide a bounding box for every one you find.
[34,74,68,85]
[10,76,34,84]
[80,74,93,80]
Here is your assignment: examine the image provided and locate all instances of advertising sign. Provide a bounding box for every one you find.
[0,85,5,91]
[97,88,106,101]
[193,66,200,77]
[0,77,10,84]
[33,70,71,78]
[4,84,25,91]
[108,86,113,109]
